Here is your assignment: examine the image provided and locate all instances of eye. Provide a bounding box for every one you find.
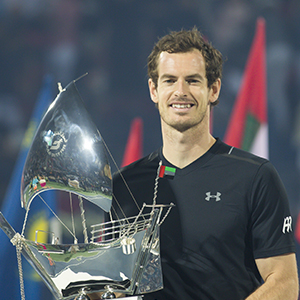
[187,79,200,85]
[164,79,176,84]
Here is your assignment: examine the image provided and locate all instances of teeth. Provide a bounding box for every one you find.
[172,104,191,108]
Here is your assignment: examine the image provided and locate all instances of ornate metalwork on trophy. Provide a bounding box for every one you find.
[0,79,173,300]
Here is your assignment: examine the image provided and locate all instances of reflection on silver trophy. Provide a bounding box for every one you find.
[0,79,173,300]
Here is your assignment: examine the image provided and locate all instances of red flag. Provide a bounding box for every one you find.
[224,18,268,159]
[295,215,300,243]
[121,117,143,167]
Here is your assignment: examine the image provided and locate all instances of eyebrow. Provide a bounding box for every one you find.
[185,74,205,81]
[160,73,205,81]
[160,74,177,80]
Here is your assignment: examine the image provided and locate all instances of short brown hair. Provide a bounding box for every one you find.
[147,28,223,106]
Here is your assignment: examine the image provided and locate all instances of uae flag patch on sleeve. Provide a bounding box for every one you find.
[159,165,176,179]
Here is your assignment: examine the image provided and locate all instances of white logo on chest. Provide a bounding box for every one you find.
[205,192,221,202]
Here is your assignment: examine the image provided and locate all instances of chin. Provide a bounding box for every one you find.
[171,122,198,133]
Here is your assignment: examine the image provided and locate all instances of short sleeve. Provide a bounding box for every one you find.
[250,161,296,259]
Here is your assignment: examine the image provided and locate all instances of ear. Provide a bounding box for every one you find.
[148,78,158,104]
[209,78,221,104]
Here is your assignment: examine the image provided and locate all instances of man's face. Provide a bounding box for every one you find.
[149,49,220,133]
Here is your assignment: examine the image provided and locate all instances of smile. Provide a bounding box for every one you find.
[171,104,193,108]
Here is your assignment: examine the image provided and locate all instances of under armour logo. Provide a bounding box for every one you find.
[282,216,293,233]
[205,192,221,201]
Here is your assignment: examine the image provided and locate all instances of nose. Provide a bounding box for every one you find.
[174,79,188,98]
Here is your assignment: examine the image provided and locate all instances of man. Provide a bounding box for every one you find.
[113,28,299,299]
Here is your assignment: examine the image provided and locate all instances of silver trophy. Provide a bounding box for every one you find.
[0,80,173,300]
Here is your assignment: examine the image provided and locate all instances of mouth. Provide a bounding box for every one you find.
[171,103,194,109]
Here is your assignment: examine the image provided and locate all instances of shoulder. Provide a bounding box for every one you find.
[214,140,280,186]
[113,150,160,183]
[112,150,161,215]
[215,139,268,166]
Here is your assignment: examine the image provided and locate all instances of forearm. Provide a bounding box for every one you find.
[245,275,299,300]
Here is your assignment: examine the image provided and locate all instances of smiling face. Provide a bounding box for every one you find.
[149,49,221,133]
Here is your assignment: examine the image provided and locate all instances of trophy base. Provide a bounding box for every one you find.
[120,297,143,300]
[76,294,143,300]
[103,297,143,300]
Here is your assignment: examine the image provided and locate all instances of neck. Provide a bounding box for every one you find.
[161,122,215,169]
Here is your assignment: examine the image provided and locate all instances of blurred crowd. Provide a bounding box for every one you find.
[1,0,300,218]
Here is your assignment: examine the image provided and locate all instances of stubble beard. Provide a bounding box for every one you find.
[158,104,208,133]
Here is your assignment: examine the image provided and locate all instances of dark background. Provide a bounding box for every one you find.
[1,0,300,298]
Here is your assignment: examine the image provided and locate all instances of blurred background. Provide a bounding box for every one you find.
[1,0,300,299]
